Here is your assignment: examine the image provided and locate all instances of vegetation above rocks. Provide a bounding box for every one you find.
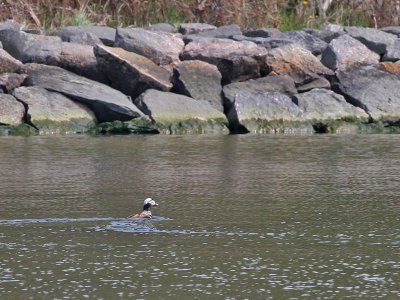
[1,0,399,32]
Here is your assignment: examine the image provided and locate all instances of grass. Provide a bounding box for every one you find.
[0,0,399,32]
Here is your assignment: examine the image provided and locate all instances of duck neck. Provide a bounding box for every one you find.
[143,203,151,211]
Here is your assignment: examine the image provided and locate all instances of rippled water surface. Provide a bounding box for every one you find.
[0,134,399,299]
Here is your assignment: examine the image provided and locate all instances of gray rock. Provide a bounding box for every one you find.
[303,28,344,43]
[333,65,400,121]
[296,77,331,93]
[0,20,21,31]
[0,48,22,73]
[293,88,368,121]
[382,39,400,62]
[178,23,217,35]
[58,25,116,46]
[223,75,297,108]
[13,86,97,134]
[147,23,176,33]
[324,24,344,32]
[23,63,143,123]
[0,30,62,63]
[321,34,380,71]
[0,30,104,82]
[181,38,268,84]
[115,28,184,65]
[231,34,268,45]
[344,27,397,55]
[0,73,27,93]
[94,44,172,98]
[261,37,294,50]
[270,30,328,55]
[172,60,223,111]
[266,44,333,85]
[381,26,400,37]
[225,90,304,133]
[183,24,241,43]
[243,28,281,38]
[134,89,228,134]
[0,93,25,126]
[66,32,103,46]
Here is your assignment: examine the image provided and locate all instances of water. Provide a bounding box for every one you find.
[0,134,399,299]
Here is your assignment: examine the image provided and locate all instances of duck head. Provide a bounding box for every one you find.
[143,197,158,211]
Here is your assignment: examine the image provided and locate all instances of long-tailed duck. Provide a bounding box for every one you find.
[128,198,158,219]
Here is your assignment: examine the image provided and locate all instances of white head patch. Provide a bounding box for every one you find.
[144,198,157,206]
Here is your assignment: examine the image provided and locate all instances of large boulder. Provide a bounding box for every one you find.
[181,38,268,84]
[172,60,223,111]
[94,44,172,98]
[266,44,333,85]
[146,23,176,33]
[13,86,97,134]
[58,25,116,46]
[0,93,25,125]
[23,63,143,123]
[382,39,400,62]
[303,28,344,43]
[293,89,368,121]
[225,90,304,133]
[178,23,217,35]
[223,75,297,109]
[0,20,21,31]
[183,24,241,43]
[134,89,228,134]
[0,48,23,73]
[0,73,27,93]
[344,27,397,55]
[0,30,104,82]
[114,28,184,66]
[333,65,400,121]
[270,30,328,55]
[321,34,380,71]
[243,28,281,38]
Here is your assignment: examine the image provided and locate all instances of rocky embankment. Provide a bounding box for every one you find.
[2,21,400,135]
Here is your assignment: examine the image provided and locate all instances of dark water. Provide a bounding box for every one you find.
[0,134,399,299]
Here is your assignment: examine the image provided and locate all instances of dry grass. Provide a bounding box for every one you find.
[0,0,399,31]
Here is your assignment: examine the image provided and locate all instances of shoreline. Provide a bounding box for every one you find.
[2,21,400,136]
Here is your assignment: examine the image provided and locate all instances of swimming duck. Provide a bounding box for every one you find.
[128,198,158,219]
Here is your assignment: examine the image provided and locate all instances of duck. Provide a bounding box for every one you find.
[128,198,159,219]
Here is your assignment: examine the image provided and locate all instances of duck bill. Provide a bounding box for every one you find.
[153,203,159,207]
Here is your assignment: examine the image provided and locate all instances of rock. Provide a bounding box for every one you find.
[225,90,304,133]
[0,73,27,93]
[114,28,184,66]
[243,28,281,38]
[183,24,241,43]
[378,62,400,74]
[223,75,297,109]
[23,63,143,123]
[172,60,223,111]
[303,28,344,43]
[269,30,328,55]
[65,32,103,46]
[321,34,380,71]
[0,93,25,125]
[0,30,104,82]
[147,23,176,33]
[344,27,397,55]
[0,20,21,31]
[59,42,106,83]
[0,48,22,73]
[380,26,400,37]
[94,119,159,135]
[293,89,368,121]
[333,65,400,121]
[296,77,331,93]
[266,44,333,85]
[382,39,400,62]
[94,44,172,98]
[261,37,294,50]
[231,34,268,45]
[58,25,116,46]
[13,86,97,134]
[178,23,217,35]
[181,38,268,84]
[134,89,228,134]
[324,24,344,32]
[0,30,62,63]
